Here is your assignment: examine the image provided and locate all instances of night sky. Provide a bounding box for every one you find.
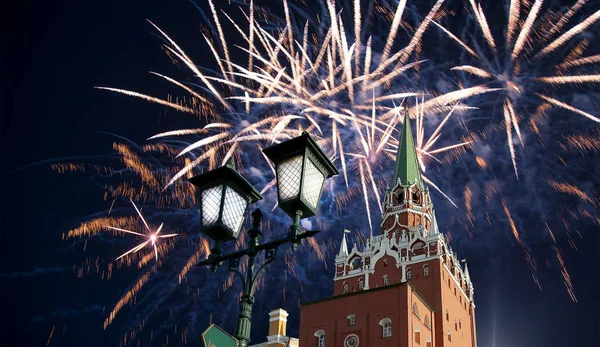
[2,1,600,347]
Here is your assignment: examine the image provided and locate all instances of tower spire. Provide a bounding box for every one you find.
[393,100,423,189]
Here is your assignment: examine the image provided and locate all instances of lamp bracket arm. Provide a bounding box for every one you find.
[294,229,321,242]
[229,266,246,289]
[250,247,278,294]
[197,248,248,266]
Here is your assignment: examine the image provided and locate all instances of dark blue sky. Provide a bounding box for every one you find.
[1,1,599,346]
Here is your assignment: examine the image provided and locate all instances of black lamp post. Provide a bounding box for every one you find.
[190,132,338,347]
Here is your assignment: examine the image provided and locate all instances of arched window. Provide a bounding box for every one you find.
[448,279,451,287]
[445,309,449,321]
[396,191,404,204]
[412,303,420,319]
[314,330,326,347]
[423,265,430,276]
[351,257,362,270]
[414,326,421,344]
[447,329,452,342]
[358,279,364,290]
[426,335,432,347]
[412,190,420,202]
[455,319,458,331]
[347,314,356,326]
[424,315,431,329]
[406,268,412,280]
[343,282,349,294]
[379,318,392,338]
[383,274,389,285]
[459,319,462,329]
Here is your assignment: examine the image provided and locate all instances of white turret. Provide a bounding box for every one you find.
[431,210,440,235]
[338,229,350,258]
[463,262,471,281]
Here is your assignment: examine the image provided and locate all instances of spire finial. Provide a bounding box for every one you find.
[392,99,424,189]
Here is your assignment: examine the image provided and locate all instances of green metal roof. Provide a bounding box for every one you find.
[392,103,423,189]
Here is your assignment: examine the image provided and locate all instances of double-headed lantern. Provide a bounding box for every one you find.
[189,132,338,242]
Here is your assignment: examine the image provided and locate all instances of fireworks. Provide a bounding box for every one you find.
[434,0,600,177]
[97,0,493,232]
[49,0,600,344]
[107,199,178,261]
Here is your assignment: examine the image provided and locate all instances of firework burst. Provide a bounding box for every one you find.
[48,0,600,345]
[97,0,495,233]
[107,199,178,262]
[434,0,600,177]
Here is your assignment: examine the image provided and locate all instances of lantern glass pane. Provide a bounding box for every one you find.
[201,185,223,226]
[277,155,303,201]
[302,157,326,209]
[222,187,248,235]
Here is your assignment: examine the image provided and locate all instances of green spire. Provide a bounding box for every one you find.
[393,100,423,189]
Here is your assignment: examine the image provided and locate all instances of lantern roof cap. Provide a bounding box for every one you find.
[188,165,263,203]
[263,132,339,178]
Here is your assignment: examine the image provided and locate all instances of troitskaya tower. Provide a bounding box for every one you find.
[300,103,477,347]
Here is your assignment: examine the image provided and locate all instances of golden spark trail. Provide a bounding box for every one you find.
[511,0,542,60]
[548,180,596,206]
[47,325,55,346]
[432,22,479,58]
[535,74,600,85]
[503,101,519,178]
[468,0,496,51]
[502,200,522,245]
[380,0,407,64]
[147,20,231,110]
[208,0,233,76]
[450,65,492,78]
[506,0,520,46]
[543,0,587,40]
[104,270,153,329]
[559,129,600,154]
[536,94,600,123]
[559,54,600,69]
[539,10,600,57]
[95,87,197,114]
[113,144,159,189]
[178,239,210,284]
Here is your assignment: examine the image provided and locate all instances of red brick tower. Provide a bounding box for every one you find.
[299,104,477,347]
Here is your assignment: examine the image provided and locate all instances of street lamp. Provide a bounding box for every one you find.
[263,131,338,219]
[188,165,263,243]
[190,132,338,347]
